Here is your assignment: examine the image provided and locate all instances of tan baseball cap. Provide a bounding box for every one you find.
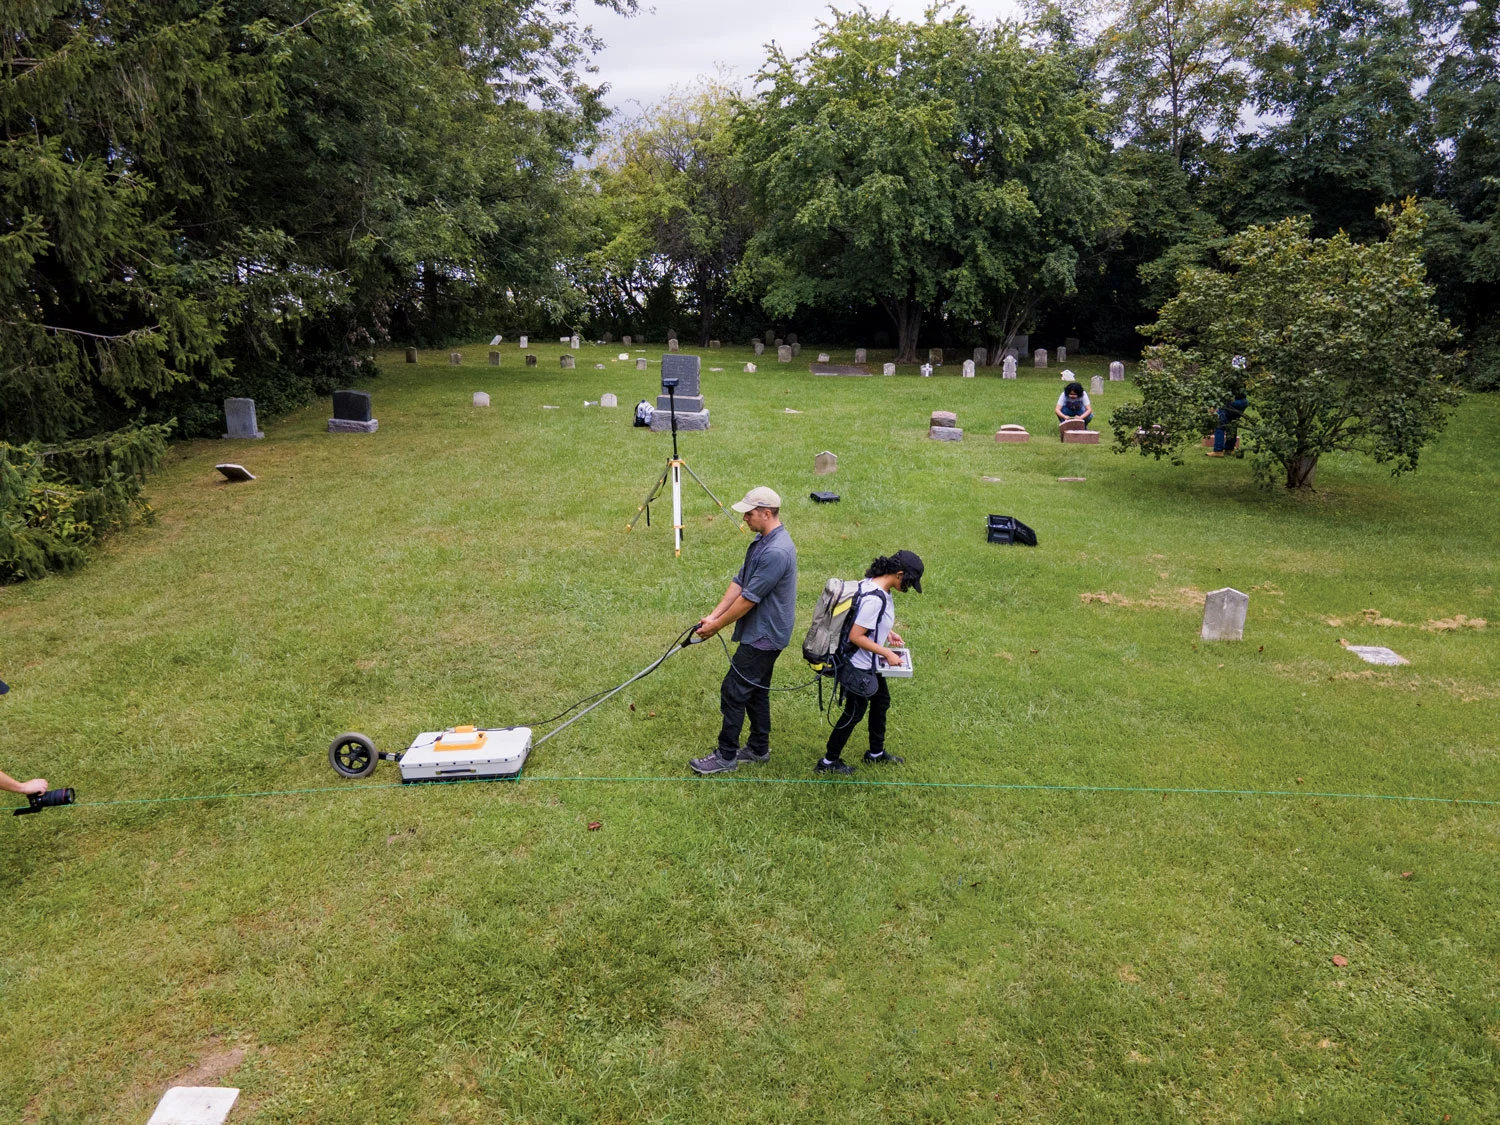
[731,486,782,513]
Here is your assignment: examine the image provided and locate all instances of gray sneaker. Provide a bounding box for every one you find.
[736,747,770,764]
[690,752,739,775]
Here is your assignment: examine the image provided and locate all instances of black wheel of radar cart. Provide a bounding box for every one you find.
[329,732,379,778]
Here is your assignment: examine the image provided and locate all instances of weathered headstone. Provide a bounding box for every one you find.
[668,329,678,342]
[815,450,838,475]
[753,340,765,356]
[1056,346,1067,363]
[603,331,613,343]
[661,353,702,396]
[525,354,537,367]
[405,348,417,364]
[962,360,976,378]
[601,393,618,407]
[930,410,958,428]
[473,392,490,407]
[1060,368,1075,382]
[1058,417,1085,438]
[490,335,503,346]
[1201,588,1249,641]
[817,353,831,363]
[1065,336,1080,353]
[1034,348,1048,368]
[1110,361,1125,381]
[559,336,571,345]
[618,353,630,361]
[778,345,792,363]
[765,329,776,345]
[974,347,987,366]
[329,389,377,433]
[668,339,679,353]
[1090,375,1104,395]
[519,335,528,348]
[929,426,963,442]
[786,333,798,345]
[449,352,462,366]
[994,425,1029,443]
[636,358,648,370]
[649,408,709,432]
[215,463,255,481]
[622,335,632,346]
[1002,355,1017,379]
[882,363,896,375]
[928,348,943,365]
[709,340,721,349]
[744,362,757,373]
[223,398,264,439]
[570,335,581,350]
[854,348,867,364]
[488,350,500,366]
[1062,428,1101,445]
[790,342,801,357]
[560,355,575,369]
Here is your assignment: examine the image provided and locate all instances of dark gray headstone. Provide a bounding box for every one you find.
[786,333,799,345]
[333,390,372,422]
[525,354,537,367]
[656,394,705,412]
[661,353,701,396]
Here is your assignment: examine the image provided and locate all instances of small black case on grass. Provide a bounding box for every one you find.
[987,514,1037,545]
[810,492,840,503]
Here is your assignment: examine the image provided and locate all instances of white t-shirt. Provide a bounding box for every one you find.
[848,579,895,671]
[1057,390,1092,412]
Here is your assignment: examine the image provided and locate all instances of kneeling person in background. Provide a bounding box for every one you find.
[816,550,924,775]
[1055,381,1093,428]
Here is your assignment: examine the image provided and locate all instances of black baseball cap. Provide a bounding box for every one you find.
[892,549,924,592]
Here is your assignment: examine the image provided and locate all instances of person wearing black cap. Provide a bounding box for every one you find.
[0,679,48,797]
[816,550,923,775]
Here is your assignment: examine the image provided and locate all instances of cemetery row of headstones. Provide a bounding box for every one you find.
[925,410,1101,445]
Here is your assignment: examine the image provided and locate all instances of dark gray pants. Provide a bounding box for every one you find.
[826,675,891,760]
[715,644,781,757]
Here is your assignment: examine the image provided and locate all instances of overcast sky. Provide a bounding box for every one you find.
[587,0,1025,118]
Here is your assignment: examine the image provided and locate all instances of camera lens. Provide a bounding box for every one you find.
[36,788,74,808]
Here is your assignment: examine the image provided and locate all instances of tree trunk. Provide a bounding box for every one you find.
[881,296,923,364]
[1284,454,1319,490]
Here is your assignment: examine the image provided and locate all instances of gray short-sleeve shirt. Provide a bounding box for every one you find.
[732,524,798,650]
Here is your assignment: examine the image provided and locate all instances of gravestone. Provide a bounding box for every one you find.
[753,340,765,355]
[603,331,613,344]
[817,353,831,363]
[490,335,502,346]
[765,329,776,345]
[929,426,963,442]
[928,348,943,365]
[1065,336,1080,353]
[1060,368,1075,382]
[560,336,571,345]
[594,363,606,369]
[974,347,987,366]
[1056,346,1067,363]
[661,353,702,396]
[601,393,618,407]
[778,345,792,363]
[1110,361,1125,381]
[920,363,933,377]
[1034,349,1048,368]
[709,340,721,349]
[650,408,709,432]
[636,358,648,370]
[962,360,976,378]
[1002,355,1017,379]
[618,353,630,360]
[473,392,490,407]
[1201,588,1249,641]
[1090,375,1104,395]
[1346,645,1409,666]
[1013,334,1030,356]
[329,389,377,433]
[1058,417,1085,438]
[1062,429,1100,445]
[519,335,528,348]
[488,351,500,366]
[786,333,798,345]
[147,1086,240,1125]
[525,354,537,367]
[560,355,575,369]
[223,398,264,439]
[405,348,417,364]
[883,363,896,375]
[790,342,801,357]
[668,329,678,341]
[774,337,783,347]
[855,348,867,363]
[571,335,581,350]
[623,335,632,346]
[994,426,1029,443]
[815,450,838,475]
[744,362,757,373]
[668,339,679,353]
[215,463,255,481]
[449,352,462,365]
[930,410,957,428]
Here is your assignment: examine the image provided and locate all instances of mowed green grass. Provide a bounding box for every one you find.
[2,341,1497,1124]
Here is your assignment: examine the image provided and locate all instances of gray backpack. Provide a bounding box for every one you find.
[802,578,888,675]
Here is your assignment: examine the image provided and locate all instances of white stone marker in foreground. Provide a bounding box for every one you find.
[147,1087,240,1125]
[1201,588,1249,641]
[1347,645,1409,666]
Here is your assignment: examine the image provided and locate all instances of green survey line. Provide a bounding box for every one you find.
[41,773,1500,812]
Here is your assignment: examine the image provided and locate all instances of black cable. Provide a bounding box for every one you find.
[714,633,823,693]
[518,624,700,729]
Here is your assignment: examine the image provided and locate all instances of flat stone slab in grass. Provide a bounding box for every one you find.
[147,1087,240,1125]
[1062,429,1101,445]
[1057,476,1087,482]
[981,475,1003,482]
[1347,645,1410,666]
[215,463,255,482]
[810,363,872,376]
[328,418,378,433]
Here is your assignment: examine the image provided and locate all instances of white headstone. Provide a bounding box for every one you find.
[855,348,867,363]
[1346,645,1409,666]
[883,363,896,375]
[214,463,255,481]
[618,353,630,360]
[1201,588,1249,641]
[1110,361,1125,381]
[594,363,605,369]
[962,360,975,378]
[818,353,831,363]
[1090,375,1104,395]
[920,363,933,377]
[490,335,502,346]
[1002,355,1017,379]
[814,450,838,475]
[601,393,618,407]
[778,345,792,362]
[560,336,571,345]
[744,362,757,372]
[519,335,528,348]
[570,335,581,350]
[1034,348,1048,368]
[473,392,490,407]
[753,340,765,355]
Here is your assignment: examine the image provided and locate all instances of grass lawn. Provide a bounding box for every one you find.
[2,341,1497,1123]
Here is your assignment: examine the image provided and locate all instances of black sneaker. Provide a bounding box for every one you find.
[736,747,770,764]
[690,752,739,775]
[814,757,855,775]
[863,751,905,765]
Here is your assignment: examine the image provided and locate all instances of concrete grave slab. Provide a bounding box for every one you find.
[649,408,709,432]
[215,464,255,482]
[147,1087,240,1125]
[810,363,871,376]
[1347,645,1409,665]
[1062,429,1100,445]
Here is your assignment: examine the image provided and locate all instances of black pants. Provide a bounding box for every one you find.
[716,644,782,756]
[825,675,890,760]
